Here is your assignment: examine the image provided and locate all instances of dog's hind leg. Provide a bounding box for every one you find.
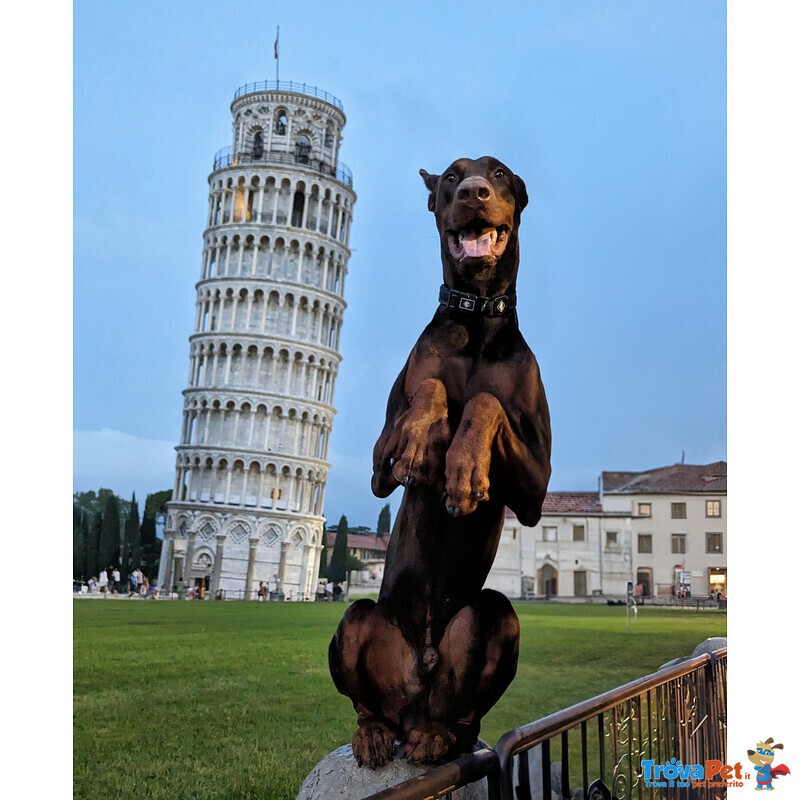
[329,599,423,768]
[402,589,520,762]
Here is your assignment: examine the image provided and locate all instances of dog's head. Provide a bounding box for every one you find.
[747,738,783,767]
[420,156,528,295]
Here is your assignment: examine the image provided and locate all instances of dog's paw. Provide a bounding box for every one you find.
[444,469,489,517]
[371,467,399,498]
[443,450,490,516]
[391,417,450,488]
[352,720,396,769]
[402,722,457,764]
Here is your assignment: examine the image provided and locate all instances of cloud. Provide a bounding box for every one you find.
[73,429,175,500]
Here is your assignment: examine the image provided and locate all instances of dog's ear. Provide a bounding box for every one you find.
[420,169,439,212]
[514,174,529,213]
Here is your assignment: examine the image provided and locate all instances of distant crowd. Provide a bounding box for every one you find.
[83,566,158,599]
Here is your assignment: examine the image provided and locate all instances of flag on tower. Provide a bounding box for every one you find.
[274,27,279,59]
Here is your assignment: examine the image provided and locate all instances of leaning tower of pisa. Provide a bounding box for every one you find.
[158,80,355,600]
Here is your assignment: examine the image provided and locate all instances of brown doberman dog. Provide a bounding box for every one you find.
[329,156,552,768]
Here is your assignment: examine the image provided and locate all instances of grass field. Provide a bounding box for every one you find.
[73,599,725,800]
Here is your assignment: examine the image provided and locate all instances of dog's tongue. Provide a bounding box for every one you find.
[462,231,494,258]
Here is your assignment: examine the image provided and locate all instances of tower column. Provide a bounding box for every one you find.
[210,533,226,597]
[184,529,197,581]
[245,537,259,600]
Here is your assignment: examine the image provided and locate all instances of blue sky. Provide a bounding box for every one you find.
[73,0,727,528]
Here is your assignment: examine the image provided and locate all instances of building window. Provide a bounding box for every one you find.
[671,502,687,519]
[606,531,618,546]
[275,110,287,136]
[572,525,585,542]
[543,527,557,542]
[253,130,264,159]
[638,502,652,517]
[671,534,687,554]
[706,500,721,518]
[706,532,723,554]
[295,135,311,164]
[638,534,653,554]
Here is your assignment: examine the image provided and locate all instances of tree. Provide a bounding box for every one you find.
[327,515,349,584]
[140,489,171,580]
[377,503,391,537]
[319,541,329,574]
[73,488,130,524]
[86,512,103,579]
[122,493,141,581]
[98,494,121,570]
[345,553,365,583]
[80,512,91,580]
[73,506,85,580]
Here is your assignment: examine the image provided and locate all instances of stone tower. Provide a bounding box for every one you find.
[158,80,355,600]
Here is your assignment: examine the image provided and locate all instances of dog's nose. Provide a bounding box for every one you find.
[456,176,493,204]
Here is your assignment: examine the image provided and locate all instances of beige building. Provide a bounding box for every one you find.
[486,462,727,600]
[602,461,727,599]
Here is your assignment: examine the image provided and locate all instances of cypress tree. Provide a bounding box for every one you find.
[98,494,121,572]
[121,493,141,581]
[86,511,103,579]
[73,506,85,580]
[140,489,170,580]
[327,515,349,584]
[80,512,91,580]
[377,503,391,537]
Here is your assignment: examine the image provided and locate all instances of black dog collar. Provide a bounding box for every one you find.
[438,285,516,318]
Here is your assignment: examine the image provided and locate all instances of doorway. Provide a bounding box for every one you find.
[540,564,558,597]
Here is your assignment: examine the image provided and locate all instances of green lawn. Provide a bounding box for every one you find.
[73,599,725,800]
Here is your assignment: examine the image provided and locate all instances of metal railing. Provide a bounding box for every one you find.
[233,80,344,111]
[212,146,353,187]
[364,648,727,800]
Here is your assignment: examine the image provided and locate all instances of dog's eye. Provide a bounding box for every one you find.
[494,169,506,179]
[445,173,457,183]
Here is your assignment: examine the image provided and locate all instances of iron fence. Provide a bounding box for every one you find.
[363,649,727,800]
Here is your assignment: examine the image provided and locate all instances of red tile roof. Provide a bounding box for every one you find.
[324,532,390,553]
[505,491,602,517]
[602,461,726,494]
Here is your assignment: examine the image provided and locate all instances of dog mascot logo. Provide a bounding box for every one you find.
[747,738,791,791]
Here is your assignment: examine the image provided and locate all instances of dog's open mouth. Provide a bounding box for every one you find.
[447,223,510,263]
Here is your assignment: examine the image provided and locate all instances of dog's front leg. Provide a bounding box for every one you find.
[445,392,550,521]
[443,392,504,516]
[390,377,451,489]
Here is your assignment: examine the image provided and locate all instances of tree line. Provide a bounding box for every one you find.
[73,488,171,584]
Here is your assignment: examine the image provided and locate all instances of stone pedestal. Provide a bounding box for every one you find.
[297,744,489,800]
